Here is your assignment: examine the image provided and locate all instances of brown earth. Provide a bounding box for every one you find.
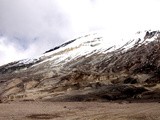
[0,101,160,120]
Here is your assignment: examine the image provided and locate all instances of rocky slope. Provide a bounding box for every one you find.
[0,30,160,102]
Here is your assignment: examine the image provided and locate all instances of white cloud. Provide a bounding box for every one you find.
[0,37,23,65]
[0,0,160,65]
[0,36,41,65]
[0,0,71,48]
[56,0,160,34]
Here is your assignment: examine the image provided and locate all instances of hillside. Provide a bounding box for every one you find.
[0,30,160,102]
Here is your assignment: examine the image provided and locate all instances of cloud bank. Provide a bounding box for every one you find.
[0,0,160,65]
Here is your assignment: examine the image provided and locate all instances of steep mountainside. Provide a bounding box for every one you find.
[0,30,160,102]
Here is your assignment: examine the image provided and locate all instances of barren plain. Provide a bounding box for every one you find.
[0,101,160,120]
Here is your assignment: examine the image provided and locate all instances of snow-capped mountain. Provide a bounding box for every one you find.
[4,30,159,69]
[0,30,160,102]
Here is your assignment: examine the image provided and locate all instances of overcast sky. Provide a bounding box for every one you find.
[0,0,160,65]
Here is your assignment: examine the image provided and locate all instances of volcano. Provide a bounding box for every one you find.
[0,30,160,102]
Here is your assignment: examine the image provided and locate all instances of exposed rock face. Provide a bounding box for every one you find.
[0,31,160,102]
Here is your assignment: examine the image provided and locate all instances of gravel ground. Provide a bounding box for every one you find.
[0,101,160,120]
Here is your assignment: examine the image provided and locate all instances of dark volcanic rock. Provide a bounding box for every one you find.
[43,85,148,102]
[123,78,138,84]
